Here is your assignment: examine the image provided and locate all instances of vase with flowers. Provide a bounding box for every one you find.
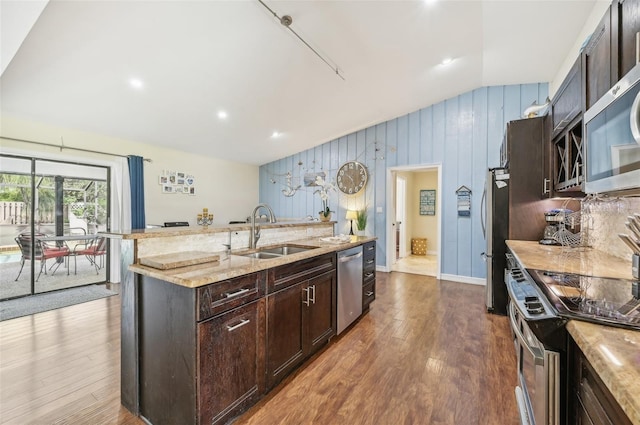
[314,175,336,221]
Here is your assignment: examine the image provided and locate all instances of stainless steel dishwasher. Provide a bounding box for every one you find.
[337,246,363,335]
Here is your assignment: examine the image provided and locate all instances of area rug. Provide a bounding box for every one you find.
[0,284,118,321]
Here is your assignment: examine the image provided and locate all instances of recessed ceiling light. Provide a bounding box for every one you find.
[440,57,453,66]
[271,131,281,138]
[217,111,228,120]
[129,78,144,89]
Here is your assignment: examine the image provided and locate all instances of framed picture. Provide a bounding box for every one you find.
[188,187,196,195]
[162,184,174,194]
[177,178,185,185]
[159,176,168,184]
[420,189,436,215]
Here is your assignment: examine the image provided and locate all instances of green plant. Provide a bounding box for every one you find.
[356,209,367,231]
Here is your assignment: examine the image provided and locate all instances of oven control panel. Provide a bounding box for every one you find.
[505,257,556,321]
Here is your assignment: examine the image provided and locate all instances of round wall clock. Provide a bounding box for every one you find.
[337,161,368,194]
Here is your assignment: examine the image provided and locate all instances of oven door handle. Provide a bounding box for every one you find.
[515,386,532,425]
[509,302,544,366]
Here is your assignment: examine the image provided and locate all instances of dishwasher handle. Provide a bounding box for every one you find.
[338,251,363,263]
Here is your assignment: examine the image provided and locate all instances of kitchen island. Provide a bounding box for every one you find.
[105,222,376,425]
[507,240,639,425]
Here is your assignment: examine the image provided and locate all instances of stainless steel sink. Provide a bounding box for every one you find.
[259,245,316,256]
[235,244,317,259]
[239,252,282,259]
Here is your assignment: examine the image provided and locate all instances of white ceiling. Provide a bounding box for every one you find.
[1,0,597,166]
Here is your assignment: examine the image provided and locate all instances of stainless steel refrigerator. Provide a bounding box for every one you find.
[481,116,554,315]
[481,168,510,315]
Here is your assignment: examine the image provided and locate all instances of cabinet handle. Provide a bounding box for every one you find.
[636,32,640,65]
[226,319,250,332]
[365,272,374,278]
[365,259,374,265]
[367,245,374,251]
[303,287,310,306]
[543,178,550,195]
[222,288,250,299]
[365,291,374,297]
[309,285,316,304]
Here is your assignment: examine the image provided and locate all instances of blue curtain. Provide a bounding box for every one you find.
[128,155,146,229]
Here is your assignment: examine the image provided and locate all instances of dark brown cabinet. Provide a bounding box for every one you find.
[584,6,615,111]
[569,338,632,425]
[362,241,376,311]
[266,255,336,390]
[551,56,583,138]
[613,0,640,82]
[198,300,265,425]
[136,272,266,425]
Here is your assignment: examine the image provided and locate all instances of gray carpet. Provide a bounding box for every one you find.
[0,284,118,321]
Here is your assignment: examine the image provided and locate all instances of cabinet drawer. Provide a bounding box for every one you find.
[197,271,266,321]
[268,253,336,293]
[363,241,376,261]
[363,267,375,284]
[363,280,375,309]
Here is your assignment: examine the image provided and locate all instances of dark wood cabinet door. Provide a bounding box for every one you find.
[569,339,632,425]
[617,0,640,79]
[266,282,305,390]
[551,56,582,137]
[584,6,614,110]
[305,270,336,355]
[198,300,263,425]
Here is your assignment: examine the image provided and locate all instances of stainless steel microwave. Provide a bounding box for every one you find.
[584,63,640,194]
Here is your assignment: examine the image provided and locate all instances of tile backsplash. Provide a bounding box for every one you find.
[582,196,640,261]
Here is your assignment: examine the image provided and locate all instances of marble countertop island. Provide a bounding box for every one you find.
[506,240,639,424]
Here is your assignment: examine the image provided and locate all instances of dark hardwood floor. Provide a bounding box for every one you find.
[0,272,518,425]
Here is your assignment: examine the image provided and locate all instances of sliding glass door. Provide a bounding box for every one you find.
[0,154,110,300]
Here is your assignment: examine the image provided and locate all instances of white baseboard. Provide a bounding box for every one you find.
[439,274,486,286]
[376,265,389,273]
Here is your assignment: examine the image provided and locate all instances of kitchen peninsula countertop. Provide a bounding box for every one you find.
[129,235,376,289]
[103,219,335,240]
[507,240,639,425]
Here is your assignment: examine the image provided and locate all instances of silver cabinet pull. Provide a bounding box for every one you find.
[366,245,374,251]
[543,178,550,195]
[365,291,374,297]
[223,288,250,299]
[364,272,374,278]
[302,287,310,306]
[365,259,374,265]
[226,319,250,332]
[309,285,316,304]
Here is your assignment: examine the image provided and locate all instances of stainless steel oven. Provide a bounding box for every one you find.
[505,258,567,425]
[509,300,560,425]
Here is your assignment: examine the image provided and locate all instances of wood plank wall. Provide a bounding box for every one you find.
[259,83,548,279]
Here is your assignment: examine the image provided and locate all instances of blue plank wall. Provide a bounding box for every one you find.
[259,83,548,281]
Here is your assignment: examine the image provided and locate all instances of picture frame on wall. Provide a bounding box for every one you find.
[420,189,436,215]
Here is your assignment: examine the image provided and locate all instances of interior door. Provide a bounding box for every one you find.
[396,176,407,259]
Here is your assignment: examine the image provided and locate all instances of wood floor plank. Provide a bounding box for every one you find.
[0,272,519,425]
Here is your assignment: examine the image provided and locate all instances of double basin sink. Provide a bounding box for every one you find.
[236,244,318,259]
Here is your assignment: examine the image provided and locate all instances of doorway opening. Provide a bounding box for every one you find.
[0,154,111,300]
[387,164,441,278]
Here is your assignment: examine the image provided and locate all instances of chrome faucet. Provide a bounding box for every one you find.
[250,203,276,248]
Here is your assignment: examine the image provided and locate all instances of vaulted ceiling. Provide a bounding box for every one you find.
[1,0,598,165]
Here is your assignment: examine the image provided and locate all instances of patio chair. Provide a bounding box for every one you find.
[14,233,71,281]
[73,236,107,274]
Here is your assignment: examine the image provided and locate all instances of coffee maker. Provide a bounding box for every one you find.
[540,209,572,245]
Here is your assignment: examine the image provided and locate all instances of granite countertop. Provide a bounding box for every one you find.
[506,240,634,280]
[567,321,640,425]
[102,220,335,240]
[507,240,639,424]
[129,235,376,288]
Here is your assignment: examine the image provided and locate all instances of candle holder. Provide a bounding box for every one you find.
[197,208,213,228]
